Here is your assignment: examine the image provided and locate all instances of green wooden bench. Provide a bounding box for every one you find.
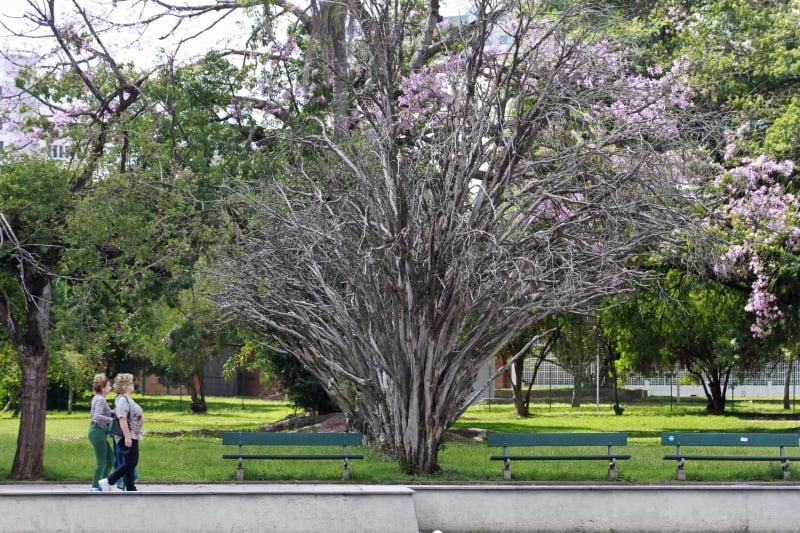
[662,431,800,480]
[488,432,630,480]
[222,431,364,481]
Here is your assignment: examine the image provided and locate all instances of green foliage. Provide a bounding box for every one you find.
[602,272,778,411]
[226,340,338,415]
[764,97,800,158]
[648,0,800,160]
[47,349,102,400]
[0,155,92,394]
[0,155,74,274]
[0,344,20,410]
[549,315,601,370]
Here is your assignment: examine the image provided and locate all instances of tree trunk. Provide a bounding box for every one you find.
[3,275,53,479]
[509,331,559,417]
[395,415,443,475]
[611,358,623,415]
[13,349,49,479]
[571,365,583,407]
[189,371,207,413]
[784,360,793,410]
[391,367,456,475]
[705,379,726,413]
[510,356,529,417]
[2,388,20,416]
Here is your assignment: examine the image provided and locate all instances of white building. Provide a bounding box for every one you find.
[0,54,69,159]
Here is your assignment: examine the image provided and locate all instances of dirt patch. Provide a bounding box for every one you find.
[446,427,488,442]
[259,412,349,432]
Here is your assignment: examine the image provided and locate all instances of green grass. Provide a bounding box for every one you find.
[2,394,800,484]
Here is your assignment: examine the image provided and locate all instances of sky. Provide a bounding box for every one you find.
[0,0,473,72]
[0,1,253,66]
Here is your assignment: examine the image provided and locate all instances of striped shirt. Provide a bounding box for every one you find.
[90,394,114,428]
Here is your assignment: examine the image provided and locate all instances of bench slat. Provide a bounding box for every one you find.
[491,454,631,461]
[224,454,365,460]
[661,432,799,447]
[222,431,363,446]
[664,455,800,461]
[488,432,627,447]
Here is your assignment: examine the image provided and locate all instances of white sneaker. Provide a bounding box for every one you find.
[98,478,114,492]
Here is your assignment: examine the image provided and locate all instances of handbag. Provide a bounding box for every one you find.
[109,415,124,436]
[108,396,132,437]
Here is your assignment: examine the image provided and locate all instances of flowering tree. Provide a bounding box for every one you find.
[210,1,717,473]
[640,0,800,334]
[595,0,800,409]
[713,155,798,336]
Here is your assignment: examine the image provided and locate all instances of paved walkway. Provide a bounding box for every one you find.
[0,480,796,492]
[0,481,419,493]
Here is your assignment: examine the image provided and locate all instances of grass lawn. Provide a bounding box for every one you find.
[1,394,800,484]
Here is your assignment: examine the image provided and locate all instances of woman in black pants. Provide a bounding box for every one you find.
[99,373,144,492]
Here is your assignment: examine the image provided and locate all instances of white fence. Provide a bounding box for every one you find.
[520,360,800,399]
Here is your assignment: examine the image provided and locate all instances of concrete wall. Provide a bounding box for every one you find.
[1,483,800,533]
[0,484,418,533]
[412,484,800,533]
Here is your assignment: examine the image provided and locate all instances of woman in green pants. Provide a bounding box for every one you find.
[88,373,115,491]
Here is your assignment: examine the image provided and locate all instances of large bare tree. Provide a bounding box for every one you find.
[212,1,717,473]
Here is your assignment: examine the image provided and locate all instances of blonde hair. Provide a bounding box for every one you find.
[93,373,109,393]
[114,373,134,394]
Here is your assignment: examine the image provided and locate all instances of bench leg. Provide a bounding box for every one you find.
[236,467,244,482]
[503,467,511,480]
[782,461,791,481]
[608,458,618,480]
[342,466,351,480]
[674,458,686,481]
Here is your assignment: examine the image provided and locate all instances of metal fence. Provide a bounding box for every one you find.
[521,359,800,398]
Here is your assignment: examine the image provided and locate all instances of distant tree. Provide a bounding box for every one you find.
[548,315,604,408]
[500,326,559,417]
[605,272,775,412]
[224,340,338,415]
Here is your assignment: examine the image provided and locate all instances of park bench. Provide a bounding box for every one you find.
[662,431,800,480]
[222,431,364,481]
[488,432,630,480]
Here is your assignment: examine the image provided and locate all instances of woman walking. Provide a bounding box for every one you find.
[99,373,144,492]
[88,373,115,491]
